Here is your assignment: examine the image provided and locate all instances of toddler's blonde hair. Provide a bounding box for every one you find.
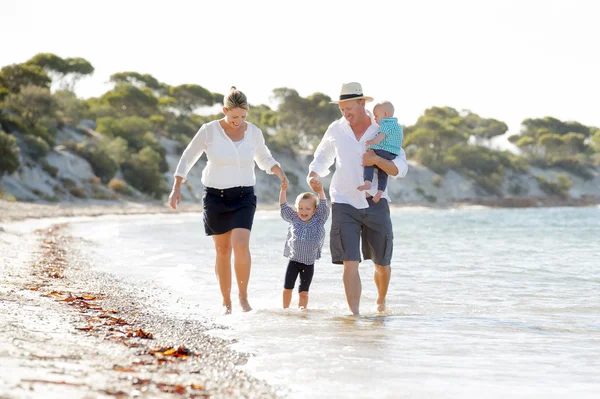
[295,192,318,209]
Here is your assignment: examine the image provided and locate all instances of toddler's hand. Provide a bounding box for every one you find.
[365,140,373,147]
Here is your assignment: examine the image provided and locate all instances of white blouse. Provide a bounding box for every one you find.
[174,120,280,189]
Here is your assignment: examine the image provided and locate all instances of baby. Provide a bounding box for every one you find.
[279,179,329,310]
[358,100,404,202]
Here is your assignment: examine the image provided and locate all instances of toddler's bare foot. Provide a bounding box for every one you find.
[239,297,252,312]
[357,181,372,191]
[373,190,383,203]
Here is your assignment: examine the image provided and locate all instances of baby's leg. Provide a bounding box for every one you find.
[358,165,374,191]
[297,263,315,309]
[283,261,300,308]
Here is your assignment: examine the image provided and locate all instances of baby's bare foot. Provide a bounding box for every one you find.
[357,182,372,191]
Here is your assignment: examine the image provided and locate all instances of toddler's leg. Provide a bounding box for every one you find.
[373,169,389,203]
[358,166,374,191]
[297,263,315,309]
[283,261,300,309]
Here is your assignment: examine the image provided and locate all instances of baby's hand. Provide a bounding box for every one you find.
[365,140,373,147]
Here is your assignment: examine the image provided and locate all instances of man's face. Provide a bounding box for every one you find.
[338,99,365,126]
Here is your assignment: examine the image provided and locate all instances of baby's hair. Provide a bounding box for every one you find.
[295,192,318,209]
[224,86,249,111]
[374,100,395,117]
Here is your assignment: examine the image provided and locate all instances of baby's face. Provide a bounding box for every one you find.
[296,199,317,222]
[373,107,385,124]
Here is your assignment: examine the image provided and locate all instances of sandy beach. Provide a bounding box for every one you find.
[0,200,279,398]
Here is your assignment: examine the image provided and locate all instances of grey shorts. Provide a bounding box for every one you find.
[330,198,394,266]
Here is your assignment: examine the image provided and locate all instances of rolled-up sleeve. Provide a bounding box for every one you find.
[308,130,336,178]
[389,147,409,179]
[253,127,279,174]
[174,124,208,182]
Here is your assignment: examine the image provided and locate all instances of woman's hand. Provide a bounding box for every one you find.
[168,187,181,210]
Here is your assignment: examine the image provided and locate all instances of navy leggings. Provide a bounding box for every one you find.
[283,260,314,292]
[363,149,397,191]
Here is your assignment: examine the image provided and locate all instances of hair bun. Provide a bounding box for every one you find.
[230,86,237,91]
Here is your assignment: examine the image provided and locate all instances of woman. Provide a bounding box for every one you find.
[168,86,288,314]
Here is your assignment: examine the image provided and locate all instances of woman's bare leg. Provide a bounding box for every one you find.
[283,289,293,308]
[231,228,252,312]
[212,231,233,314]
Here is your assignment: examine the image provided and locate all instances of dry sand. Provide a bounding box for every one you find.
[0,201,281,398]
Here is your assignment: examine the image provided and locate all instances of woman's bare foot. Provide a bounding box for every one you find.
[222,303,232,315]
[376,300,386,313]
[357,181,372,191]
[239,297,252,312]
[372,190,383,203]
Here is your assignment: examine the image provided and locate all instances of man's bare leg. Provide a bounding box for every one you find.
[343,260,361,315]
[374,264,391,312]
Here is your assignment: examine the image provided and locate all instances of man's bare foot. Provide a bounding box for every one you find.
[357,181,372,191]
[222,304,232,315]
[372,190,383,203]
[239,297,252,312]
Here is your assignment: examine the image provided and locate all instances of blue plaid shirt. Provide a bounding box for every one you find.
[369,117,403,155]
[280,199,330,265]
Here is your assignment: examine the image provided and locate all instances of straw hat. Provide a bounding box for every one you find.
[330,82,374,104]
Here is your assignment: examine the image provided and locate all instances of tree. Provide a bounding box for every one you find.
[62,57,94,91]
[537,133,564,157]
[561,132,587,155]
[168,84,216,118]
[2,85,58,130]
[109,71,167,95]
[591,130,600,152]
[26,53,69,85]
[0,130,20,176]
[101,84,159,117]
[0,63,51,93]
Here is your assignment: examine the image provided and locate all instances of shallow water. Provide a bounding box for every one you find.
[68,206,600,398]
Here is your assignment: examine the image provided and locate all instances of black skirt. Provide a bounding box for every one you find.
[203,186,257,236]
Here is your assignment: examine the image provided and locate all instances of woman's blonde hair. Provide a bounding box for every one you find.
[295,192,318,209]
[224,86,249,111]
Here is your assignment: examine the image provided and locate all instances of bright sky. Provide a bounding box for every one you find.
[3,0,599,139]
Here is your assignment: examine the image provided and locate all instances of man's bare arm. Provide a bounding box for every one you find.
[362,150,399,176]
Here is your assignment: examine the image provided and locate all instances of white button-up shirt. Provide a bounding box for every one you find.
[308,114,408,209]
[174,120,280,189]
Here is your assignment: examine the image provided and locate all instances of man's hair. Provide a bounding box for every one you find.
[295,192,318,208]
[224,86,249,110]
[374,100,395,116]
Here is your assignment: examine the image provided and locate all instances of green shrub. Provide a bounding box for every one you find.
[536,173,573,198]
[548,156,593,180]
[23,135,50,160]
[69,186,87,198]
[121,146,165,198]
[0,130,20,175]
[41,161,58,177]
[432,174,442,187]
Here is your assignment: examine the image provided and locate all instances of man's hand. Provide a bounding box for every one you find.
[362,150,380,167]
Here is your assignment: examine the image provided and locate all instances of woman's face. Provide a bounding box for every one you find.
[223,107,248,129]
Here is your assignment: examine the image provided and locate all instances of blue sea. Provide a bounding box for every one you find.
[67,206,600,398]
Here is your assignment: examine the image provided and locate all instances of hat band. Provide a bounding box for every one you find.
[339,93,363,101]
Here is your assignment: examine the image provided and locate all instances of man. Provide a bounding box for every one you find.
[307,82,408,315]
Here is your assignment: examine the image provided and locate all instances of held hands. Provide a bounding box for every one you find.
[168,187,181,210]
[280,179,289,191]
[308,177,323,193]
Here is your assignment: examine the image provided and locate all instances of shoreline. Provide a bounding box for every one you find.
[1,195,598,224]
[0,220,280,398]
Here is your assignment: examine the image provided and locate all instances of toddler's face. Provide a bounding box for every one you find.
[296,199,317,222]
